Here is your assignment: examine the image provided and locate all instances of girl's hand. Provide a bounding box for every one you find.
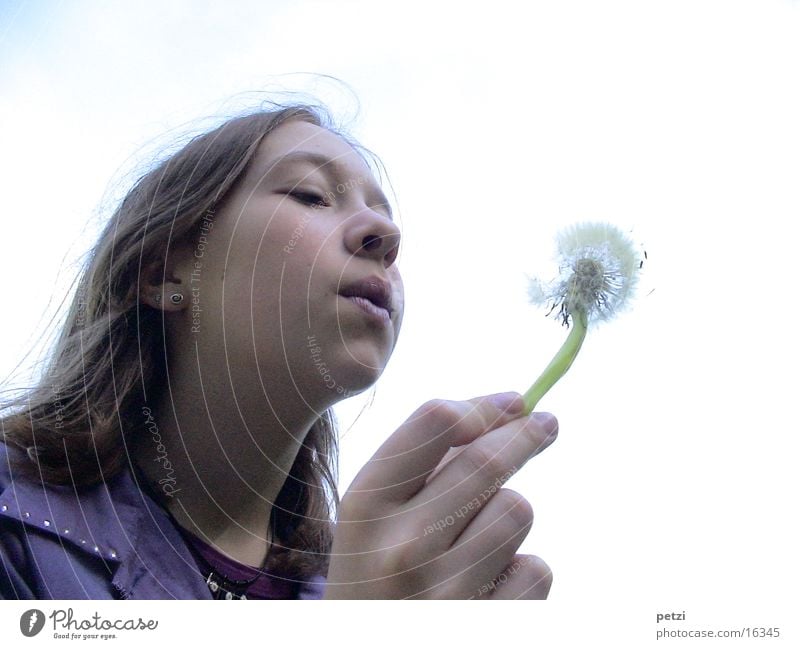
[324,393,558,599]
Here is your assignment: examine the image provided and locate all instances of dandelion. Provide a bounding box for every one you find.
[522,222,642,414]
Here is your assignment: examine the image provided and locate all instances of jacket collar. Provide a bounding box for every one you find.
[0,447,211,599]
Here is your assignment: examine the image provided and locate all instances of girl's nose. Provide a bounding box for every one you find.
[345,215,401,268]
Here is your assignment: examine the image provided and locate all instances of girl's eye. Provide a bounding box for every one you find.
[289,191,329,208]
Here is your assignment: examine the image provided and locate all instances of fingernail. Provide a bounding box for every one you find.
[531,412,558,438]
[488,392,524,414]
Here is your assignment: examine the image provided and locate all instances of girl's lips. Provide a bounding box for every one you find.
[342,295,392,326]
[338,276,393,313]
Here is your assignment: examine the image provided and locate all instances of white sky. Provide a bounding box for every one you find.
[2,0,799,640]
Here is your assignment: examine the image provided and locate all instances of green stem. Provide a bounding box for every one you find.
[522,309,588,415]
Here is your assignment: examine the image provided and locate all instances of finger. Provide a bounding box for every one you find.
[347,392,525,504]
[481,554,553,600]
[425,445,464,485]
[410,411,558,534]
[428,489,533,599]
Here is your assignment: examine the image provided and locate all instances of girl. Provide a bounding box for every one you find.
[0,102,558,599]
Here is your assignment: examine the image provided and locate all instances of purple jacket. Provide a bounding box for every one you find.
[0,443,326,599]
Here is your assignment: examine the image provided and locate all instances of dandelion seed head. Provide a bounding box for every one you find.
[527,277,549,306]
[529,222,641,326]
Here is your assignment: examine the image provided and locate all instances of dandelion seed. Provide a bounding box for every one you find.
[522,222,642,414]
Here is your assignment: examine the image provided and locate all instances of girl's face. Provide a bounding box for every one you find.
[171,120,403,406]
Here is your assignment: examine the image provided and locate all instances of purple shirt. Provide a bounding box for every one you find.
[0,443,326,599]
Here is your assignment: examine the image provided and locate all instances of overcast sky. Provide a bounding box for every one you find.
[2,0,798,634]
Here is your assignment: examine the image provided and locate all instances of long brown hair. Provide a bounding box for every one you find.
[1,103,375,580]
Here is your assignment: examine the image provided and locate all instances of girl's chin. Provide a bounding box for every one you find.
[324,366,385,398]
[310,356,388,402]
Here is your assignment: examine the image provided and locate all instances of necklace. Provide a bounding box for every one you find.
[172,515,273,600]
[178,527,269,600]
[204,568,260,600]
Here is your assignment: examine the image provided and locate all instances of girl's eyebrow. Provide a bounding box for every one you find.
[267,150,393,220]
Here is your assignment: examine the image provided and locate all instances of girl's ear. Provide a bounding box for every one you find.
[139,243,193,311]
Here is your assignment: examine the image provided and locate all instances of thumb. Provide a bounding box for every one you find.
[348,391,525,503]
